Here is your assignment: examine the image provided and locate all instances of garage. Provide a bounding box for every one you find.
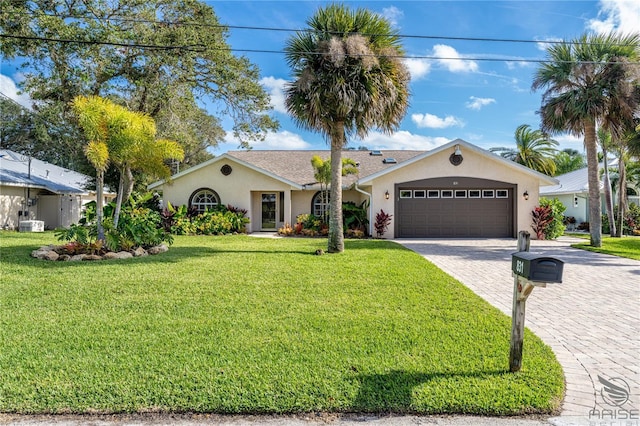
[396,177,516,238]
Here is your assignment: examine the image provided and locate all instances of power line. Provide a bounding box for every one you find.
[2,33,639,65]
[2,10,638,48]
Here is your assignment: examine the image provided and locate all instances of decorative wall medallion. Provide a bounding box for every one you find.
[449,153,463,166]
[221,164,232,176]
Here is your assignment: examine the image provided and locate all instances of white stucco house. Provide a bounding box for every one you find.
[540,164,640,226]
[0,149,108,230]
[149,139,558,239]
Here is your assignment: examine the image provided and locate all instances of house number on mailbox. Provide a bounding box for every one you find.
[515,259,525,275]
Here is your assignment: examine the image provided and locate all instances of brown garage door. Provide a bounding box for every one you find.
[396,177,515,238]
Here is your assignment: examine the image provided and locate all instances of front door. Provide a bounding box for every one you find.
[261,193,277,230]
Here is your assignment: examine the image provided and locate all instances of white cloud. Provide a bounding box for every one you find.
[588,0,640,35]
[432,45,478,73]
[403,58,431,80]
[553,133,584,147]
[259,76,288,114]
[0,74,32,109]
[411,112,464,129]
[357,130,451,151]
[221,130,312,152]
[466,96,496,110]
[381,6,403,27]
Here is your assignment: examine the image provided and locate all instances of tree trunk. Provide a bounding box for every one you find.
[584,120,602,247]
[96,170,105,241]
[601,145,616,236]
[113,171,125,229]
[123,166,135,201]
[616,154,627,237]
[328,125,345,253]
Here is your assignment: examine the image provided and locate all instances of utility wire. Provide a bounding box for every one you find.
[1,9,638,48]
[2,33,640,65]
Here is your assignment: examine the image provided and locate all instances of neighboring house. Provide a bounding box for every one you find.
[540,164,640,226]
[149,139,558,239]
[0,149,105,230]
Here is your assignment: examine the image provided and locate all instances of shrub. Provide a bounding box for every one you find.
[536,197,566,239]
[374,209,392,238]
[343,200,369,233]
[531,205,553,240]
[602,203,640,235]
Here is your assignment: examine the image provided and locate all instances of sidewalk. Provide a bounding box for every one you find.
[396,237,640,425]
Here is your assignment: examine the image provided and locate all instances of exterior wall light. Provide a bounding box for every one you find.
[454,145,462,156]
[385,190,390,200]
[523,191,529,200]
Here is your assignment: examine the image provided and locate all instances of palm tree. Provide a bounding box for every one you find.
[532,32,640,247]
[71,96,115,241]
[554,149,586,175]
[490,124,558,175]
[285,4,410,253]
[311,155,360,224]
[598,128,616,236]
[73,96,184,231]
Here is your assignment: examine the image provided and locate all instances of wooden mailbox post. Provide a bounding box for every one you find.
[509,231,564,372]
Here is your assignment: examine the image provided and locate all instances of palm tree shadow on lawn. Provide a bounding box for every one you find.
[352,369,509,412]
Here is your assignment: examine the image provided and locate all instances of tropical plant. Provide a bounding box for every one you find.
[491,124,558,175]
[342,200,369,233]
[531,205,553,240]
[374,209,393,238]
[553,149,586,175]
[72,95,184,230]
[538,197,566,239]
[285,4,410,252]
[532,32,640,247]
[311,155,360,222]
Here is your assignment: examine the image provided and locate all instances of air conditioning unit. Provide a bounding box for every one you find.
[19,220,45,232]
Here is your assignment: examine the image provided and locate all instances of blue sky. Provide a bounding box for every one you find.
[1,1,639,155]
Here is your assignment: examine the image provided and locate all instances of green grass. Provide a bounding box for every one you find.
[571,235,640,260]
[0,232,564,415]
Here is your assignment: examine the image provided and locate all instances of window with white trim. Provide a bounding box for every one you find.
[189,188,221,214]
[312,191,330,218]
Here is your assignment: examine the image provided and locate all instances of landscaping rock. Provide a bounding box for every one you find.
[104,251,133,260]
[133,247,148,257]
[83,254,103,261]
[147,244,168,255]
[70,254,87,261]
[43,250,59,261]
[57,254,71,261]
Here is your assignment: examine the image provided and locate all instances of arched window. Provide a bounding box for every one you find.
[189,188,220,214]
[311,191,330,219]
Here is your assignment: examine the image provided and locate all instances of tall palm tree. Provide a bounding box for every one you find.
[490,124,558,175]
[285,4,410,253]
[597,128,616,236]
[532,32,640,247]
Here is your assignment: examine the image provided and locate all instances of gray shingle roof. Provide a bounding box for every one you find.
[0,149,90,194]
[226,149,425,187]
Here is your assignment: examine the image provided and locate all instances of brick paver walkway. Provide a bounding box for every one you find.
[396,237,640,423]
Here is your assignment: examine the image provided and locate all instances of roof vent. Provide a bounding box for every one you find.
[383,158,397,164]
[369,150,382,156]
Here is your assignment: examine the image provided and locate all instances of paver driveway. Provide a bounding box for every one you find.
[396,237,639,422]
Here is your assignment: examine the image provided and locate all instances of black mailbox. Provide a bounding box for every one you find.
[511,251,564,283]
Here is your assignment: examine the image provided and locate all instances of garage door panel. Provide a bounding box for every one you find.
[397,184,513,238]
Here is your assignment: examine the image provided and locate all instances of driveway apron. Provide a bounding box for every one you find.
[395,237,639,422]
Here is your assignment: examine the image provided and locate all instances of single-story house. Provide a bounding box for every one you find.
[0,149,107,230]
[540,164,640,226]
[149,139,558,239]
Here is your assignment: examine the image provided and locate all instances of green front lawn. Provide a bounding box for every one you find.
[0,232,564,415]
[571,235,640,260]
